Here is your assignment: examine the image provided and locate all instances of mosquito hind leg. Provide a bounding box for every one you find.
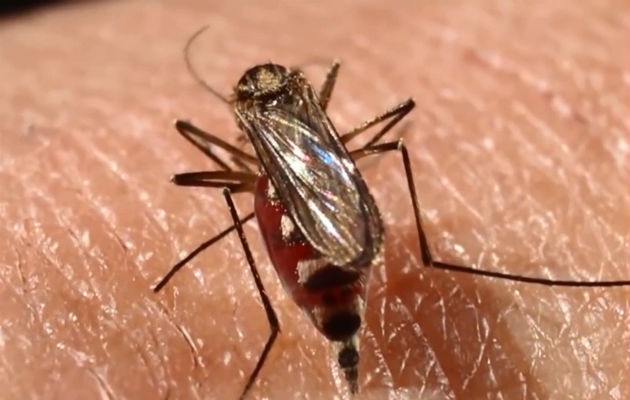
[341,99,415,148]
[351,140,630,287]
[223,188,281,400]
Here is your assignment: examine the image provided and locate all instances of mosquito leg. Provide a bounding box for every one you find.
[153,212,256,292]
[223,188,280,400]
[172,170,257,193]
[318,60,340,110]
[230,156,255,173]
[340,99,415,148]
[154,169,257,291]
[175,120,259,170]
[174,121,233,171]
[352,140,630,287]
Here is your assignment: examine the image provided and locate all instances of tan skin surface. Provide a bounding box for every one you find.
[1,1,629,399]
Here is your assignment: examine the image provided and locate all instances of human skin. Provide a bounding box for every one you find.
[0,1,628,399]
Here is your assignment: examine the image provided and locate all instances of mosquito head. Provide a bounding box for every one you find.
[236,63,290,101]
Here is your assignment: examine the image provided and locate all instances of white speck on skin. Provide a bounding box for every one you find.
[222,351,232,366]
[481,137,495,150]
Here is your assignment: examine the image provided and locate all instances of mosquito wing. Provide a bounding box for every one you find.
[235,79,383,268]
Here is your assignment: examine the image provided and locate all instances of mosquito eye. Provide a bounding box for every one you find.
[322,311,361,341]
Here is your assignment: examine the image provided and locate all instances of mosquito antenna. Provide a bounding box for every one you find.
[184,26,231,105]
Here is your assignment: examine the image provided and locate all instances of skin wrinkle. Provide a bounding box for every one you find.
[482,24,628,276]
[29,169,129,312]
[144,324,173,396]
[448,285,490,390]
[88,367,116,400]
[14,141,166,397]
[386,300,423,383]
[429,153,487,224]
[502,129,567,266]
[47,135,138,255]
[384,236,530,398]
[71,111,232,298]
[368,264,451,396]
[366,250,453,398]
[5,234,97,396]
[137,303,173,376]
[464,310,489,390]
[517,92,614,273]
[572,177,619,277]
[363,327,395,392]
[77,137,177,265]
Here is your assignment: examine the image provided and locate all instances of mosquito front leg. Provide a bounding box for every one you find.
[352,140,630,287]
[175,120,259,170]
[223,188,281,400]
[172,170,257,193]
[318,60,340,111]
[341,99,415,148]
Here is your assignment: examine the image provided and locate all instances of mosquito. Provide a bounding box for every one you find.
[153,27,630,399]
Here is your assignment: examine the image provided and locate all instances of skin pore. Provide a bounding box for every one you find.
[0,1,628,399]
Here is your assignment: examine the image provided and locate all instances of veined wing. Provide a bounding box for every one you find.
[236,82,383,267]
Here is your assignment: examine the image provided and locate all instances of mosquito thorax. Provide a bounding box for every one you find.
[235,63,291,101]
